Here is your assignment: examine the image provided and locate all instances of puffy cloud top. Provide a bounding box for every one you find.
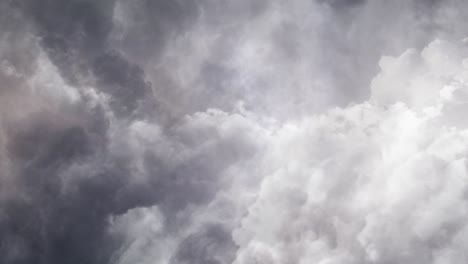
[3,1,468,264]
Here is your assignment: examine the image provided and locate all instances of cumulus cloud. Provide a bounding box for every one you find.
[3,0,468,264]
[107,38,468,264]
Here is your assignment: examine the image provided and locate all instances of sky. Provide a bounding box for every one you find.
[2,0,468,263]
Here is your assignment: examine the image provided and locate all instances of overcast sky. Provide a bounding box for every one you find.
[2,0,468,263]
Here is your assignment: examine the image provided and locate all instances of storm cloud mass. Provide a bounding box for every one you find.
[2,0,468,263]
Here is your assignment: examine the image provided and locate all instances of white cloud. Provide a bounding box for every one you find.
[109,37,468,263]
[232,38,468,264]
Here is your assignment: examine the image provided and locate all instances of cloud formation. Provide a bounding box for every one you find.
[2,0,468,264]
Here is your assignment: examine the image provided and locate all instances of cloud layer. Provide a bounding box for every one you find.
[2,0,468,263]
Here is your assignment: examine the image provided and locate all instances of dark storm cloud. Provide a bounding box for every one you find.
[171,224,237,264]
[15,0,115,84]
[0,99,117,264]
[0,2,154,263]
[3,0,468,264]
[16,0,199,80]
[111,0,200,65]
[15,0,154,118]
[15,0,199,118]
[0,0,246,259]
[92,50,151,117]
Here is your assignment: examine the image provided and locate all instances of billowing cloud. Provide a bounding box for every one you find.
[106,38,468,264]
[2,1,468,264]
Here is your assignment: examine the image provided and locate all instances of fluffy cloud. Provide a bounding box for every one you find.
[3,1,468,264]
[108,39,468,264]
[232,39,468,264]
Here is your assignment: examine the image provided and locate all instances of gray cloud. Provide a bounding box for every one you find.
[2,0,468,264]
[171,224,237,264]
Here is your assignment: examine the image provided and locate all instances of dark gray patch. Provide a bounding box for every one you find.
[318,0,366,9]
[93,50,151,117]
[14,0,115,84]
[171,224,237,264]
[15,0,153,118]
[111,0,200,65]
[0,95,157,263]
[2,127,112,264]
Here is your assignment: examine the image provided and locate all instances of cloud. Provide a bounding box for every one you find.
[231,38,468,263]
[3,1,468,264]
[109,38,468,264]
